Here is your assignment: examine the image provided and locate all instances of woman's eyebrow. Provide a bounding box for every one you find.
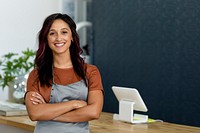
[49,27,70,31]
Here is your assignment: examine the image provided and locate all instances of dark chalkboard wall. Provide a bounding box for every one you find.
[90,0,200,127]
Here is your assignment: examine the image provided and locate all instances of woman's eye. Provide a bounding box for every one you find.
[62,31,68,34]
[49,32,55,35]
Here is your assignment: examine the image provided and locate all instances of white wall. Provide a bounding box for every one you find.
[0,0,62,101]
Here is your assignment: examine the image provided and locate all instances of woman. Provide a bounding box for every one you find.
[25,13,104,133]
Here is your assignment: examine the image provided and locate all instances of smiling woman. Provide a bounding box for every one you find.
[47,19,73,57]
[25,13,104,133]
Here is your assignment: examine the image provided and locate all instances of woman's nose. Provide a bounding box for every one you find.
[56,34,62,41]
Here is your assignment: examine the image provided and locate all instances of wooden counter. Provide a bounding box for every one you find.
[0,112,200,133]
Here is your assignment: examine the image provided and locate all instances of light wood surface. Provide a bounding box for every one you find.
[0,112,200,133]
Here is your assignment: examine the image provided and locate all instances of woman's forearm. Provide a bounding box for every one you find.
[28,101,78,121]
[25,91,87,121]
[53,104,101,122]
[53,90,104,122]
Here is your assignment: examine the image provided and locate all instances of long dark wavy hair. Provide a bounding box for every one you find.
[35,13,86,87]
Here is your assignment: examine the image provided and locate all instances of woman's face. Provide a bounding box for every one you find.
[47,19,73,55]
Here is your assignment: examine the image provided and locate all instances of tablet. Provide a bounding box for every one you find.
[112,86,148,112]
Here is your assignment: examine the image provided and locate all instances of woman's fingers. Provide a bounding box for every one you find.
[30,97,43,104]
[75,100,87,108]
[30,92,46,104]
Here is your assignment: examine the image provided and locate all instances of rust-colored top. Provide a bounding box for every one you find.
[26,64,103,102]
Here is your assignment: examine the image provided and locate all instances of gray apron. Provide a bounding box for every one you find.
[34,80,89,133]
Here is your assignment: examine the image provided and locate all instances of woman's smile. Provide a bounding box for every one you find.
[55,43,65,47]
[47,19,73,55]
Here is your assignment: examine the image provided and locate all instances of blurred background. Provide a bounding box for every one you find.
[0,0,200,127]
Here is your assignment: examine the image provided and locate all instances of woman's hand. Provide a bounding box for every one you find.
[73,100,87,109]
[30,92,46,104]
[25,91,88,121]
[30,92,87,109]
[52,90,103,122]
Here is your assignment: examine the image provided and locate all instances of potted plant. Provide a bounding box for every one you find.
[0,48,35,103]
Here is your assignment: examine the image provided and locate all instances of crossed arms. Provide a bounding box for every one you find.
[25,90,103,123]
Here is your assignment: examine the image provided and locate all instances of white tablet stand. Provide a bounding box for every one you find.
[113,100,148,123]
[112,86,148,124]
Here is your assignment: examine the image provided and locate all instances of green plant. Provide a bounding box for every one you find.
[0,48,35,89]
